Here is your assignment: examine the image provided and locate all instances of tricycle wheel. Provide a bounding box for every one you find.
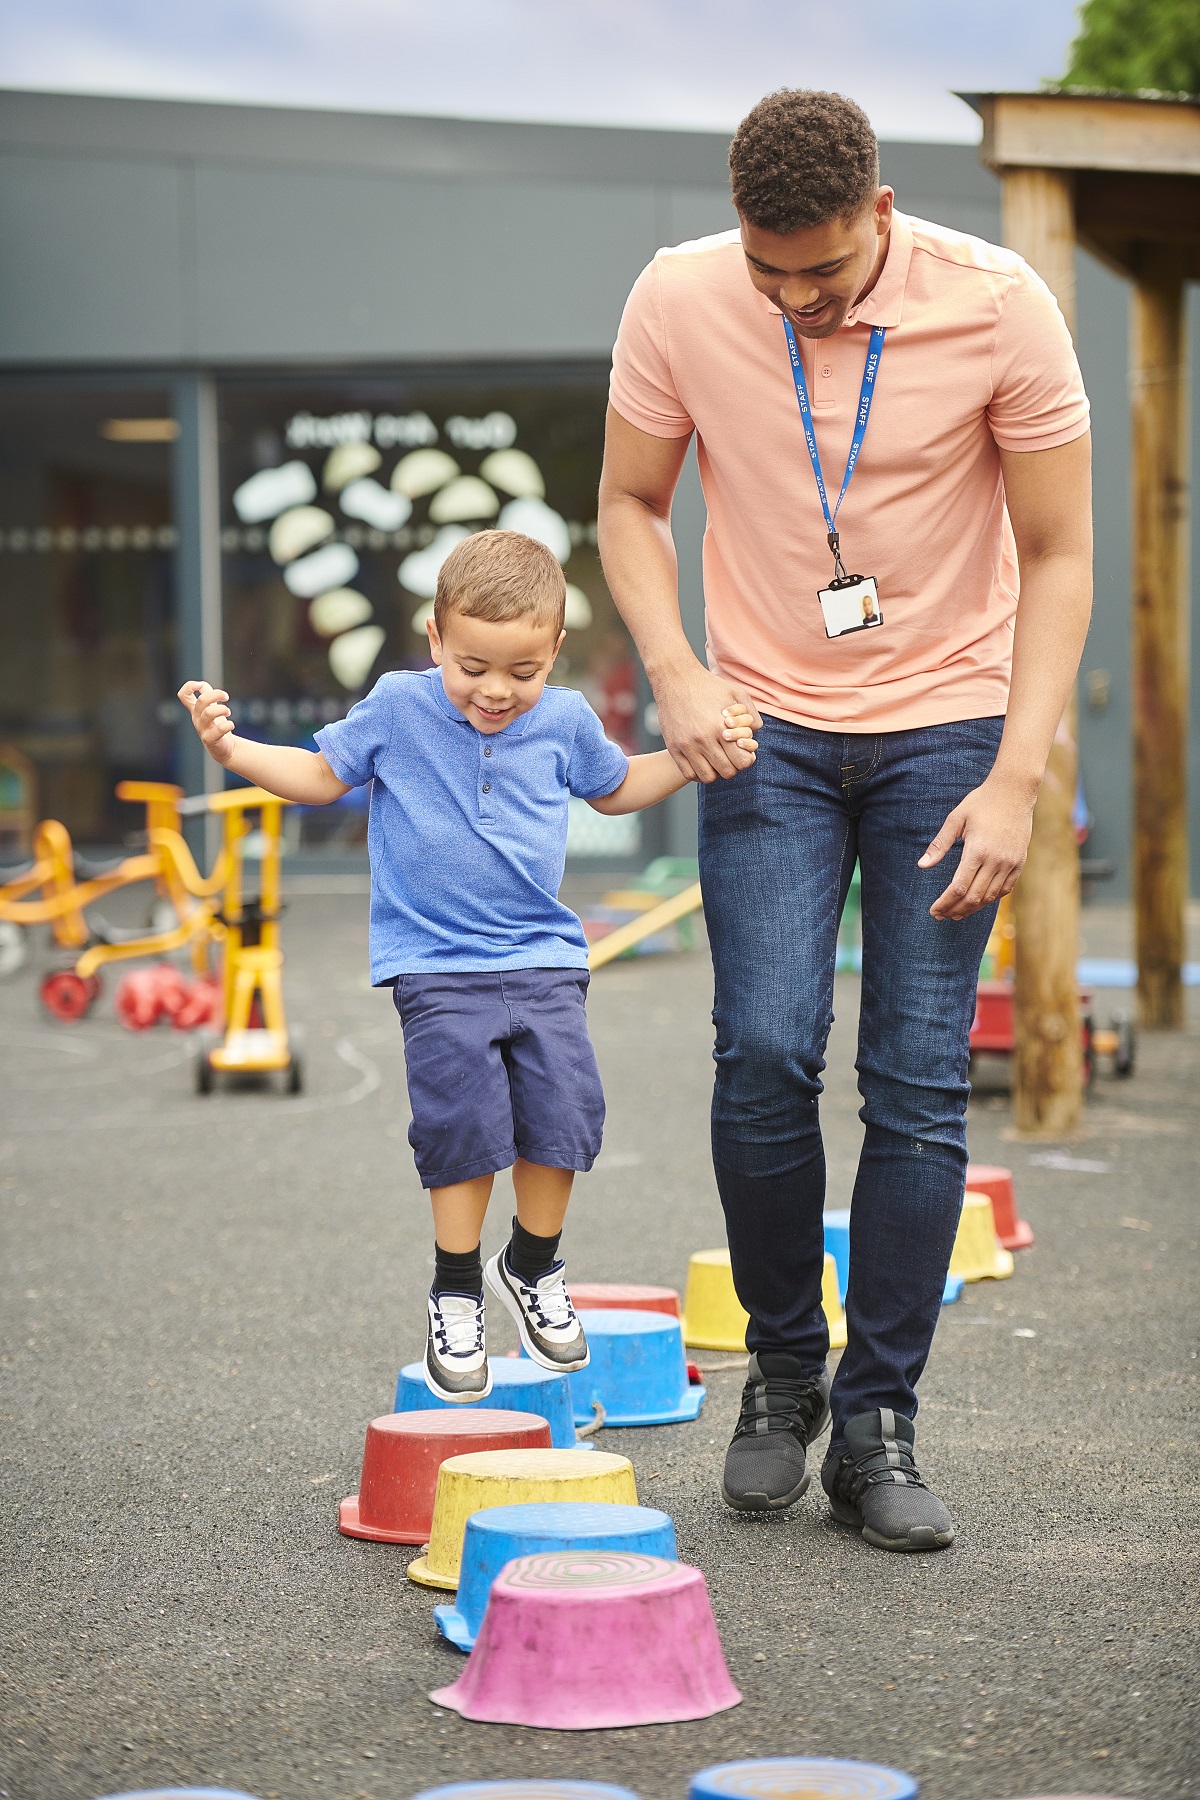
[195,1046,215,1094]
[40,969,97,1022]
[1113,1014,1136,1077]
[286,1051,303,1095]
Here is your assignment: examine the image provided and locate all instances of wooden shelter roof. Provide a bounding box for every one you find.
[960,90,1200,281]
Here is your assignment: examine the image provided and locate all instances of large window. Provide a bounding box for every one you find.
[0,386,177,855]
[218,369,641,856]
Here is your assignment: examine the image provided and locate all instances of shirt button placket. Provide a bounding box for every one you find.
[480,741,495,819]
[813,353,836,414]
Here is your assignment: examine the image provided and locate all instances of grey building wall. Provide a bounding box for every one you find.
[0,88,1194,891]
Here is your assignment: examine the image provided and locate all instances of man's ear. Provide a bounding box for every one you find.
[426,616,443,665]
[874,187,895,235]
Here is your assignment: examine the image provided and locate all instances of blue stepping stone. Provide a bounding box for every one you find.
[691,1759,918,1800]
[393,1358,584,1449]
[433,1499,677,1651]
[824,1210,961,1307]
[94,1792,264,1799]
[414,1786,641,1800]
[522,1308,704,1427]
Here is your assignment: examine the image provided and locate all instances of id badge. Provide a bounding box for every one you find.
[818,574,883,640]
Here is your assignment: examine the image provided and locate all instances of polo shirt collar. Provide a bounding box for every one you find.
[429,665,468,722]
[843,209,912,331]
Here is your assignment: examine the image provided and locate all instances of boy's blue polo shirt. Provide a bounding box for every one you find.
[314,668,629,983]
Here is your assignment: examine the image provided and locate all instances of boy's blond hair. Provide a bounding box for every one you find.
[434,530,566,636]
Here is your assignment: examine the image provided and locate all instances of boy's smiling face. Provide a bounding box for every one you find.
[427,609,566,734]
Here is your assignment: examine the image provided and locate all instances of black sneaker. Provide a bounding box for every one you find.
[822,1407,955,1551]
[721,1352,832,1512]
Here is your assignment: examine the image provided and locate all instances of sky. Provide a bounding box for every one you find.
[0,0,1085,142]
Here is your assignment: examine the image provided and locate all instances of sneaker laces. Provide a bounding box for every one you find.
[833,1437,929,1507]
[511,1258,576,1332]
[431,1291,484,1360]
[731,1365,828,1443]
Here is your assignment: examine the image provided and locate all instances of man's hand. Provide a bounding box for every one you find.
[919,772,1037,921]
[656,661,763,782]
[179,681,238,765]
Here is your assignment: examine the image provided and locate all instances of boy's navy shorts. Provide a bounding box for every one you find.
[392,968,605,1189]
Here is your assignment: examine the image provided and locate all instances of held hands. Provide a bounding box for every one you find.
[720,706,758,770]
[919,772,1037,921]
[178,681,237,767]
[658,662,763,781]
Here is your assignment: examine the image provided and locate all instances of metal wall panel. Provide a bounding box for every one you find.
[191,167,661,361]
[0,151,184,362]
[191,164,455,362]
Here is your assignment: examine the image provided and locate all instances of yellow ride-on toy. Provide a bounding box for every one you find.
[178,786,302,1095]
[0,781,221,1018]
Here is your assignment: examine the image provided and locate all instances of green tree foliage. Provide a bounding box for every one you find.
[1061,0,1200,96]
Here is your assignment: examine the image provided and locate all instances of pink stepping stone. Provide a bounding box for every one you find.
[430,1549,741,1729]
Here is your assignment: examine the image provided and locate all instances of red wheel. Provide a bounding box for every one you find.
[40,969,97,1022]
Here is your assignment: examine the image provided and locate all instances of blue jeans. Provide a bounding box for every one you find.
[697,715,1004,1446]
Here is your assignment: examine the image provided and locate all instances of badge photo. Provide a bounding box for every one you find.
[818,575,883,640]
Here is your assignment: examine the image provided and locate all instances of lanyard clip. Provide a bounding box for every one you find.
[827,529,847,582]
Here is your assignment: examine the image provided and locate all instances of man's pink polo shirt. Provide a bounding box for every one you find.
[609,210,1090,734]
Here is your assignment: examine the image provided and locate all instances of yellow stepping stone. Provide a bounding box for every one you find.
[682,1248,847,1353]
[949,1189,1015,1283]
[406,1448,637,1591]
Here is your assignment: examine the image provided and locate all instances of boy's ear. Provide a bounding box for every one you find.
[551,629,567,660]
[425,616,443,665]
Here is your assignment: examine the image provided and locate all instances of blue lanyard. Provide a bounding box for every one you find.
[783,318,885,576]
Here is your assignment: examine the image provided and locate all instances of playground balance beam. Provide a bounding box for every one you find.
[587,881,704,972]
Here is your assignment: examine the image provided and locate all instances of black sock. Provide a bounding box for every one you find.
[506,1214,562,1282]
[432,1242,483,1298]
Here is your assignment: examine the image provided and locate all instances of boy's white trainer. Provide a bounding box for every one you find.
[484,1249,590,1372]
[424,1288,492,1402]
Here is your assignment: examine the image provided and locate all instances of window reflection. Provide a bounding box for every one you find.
[219,372,640,856]
[0,388,176,854]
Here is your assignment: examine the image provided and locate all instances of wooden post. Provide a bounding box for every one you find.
[1001,168,1085,1134]
[1131,248,1189,1029]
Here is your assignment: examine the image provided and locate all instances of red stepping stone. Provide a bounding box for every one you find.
[339,1409,551,1545]
[966,1162,1033,1251]
[568,1283,681,1319]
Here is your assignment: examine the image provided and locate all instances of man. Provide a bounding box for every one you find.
[598,90,1092,1551]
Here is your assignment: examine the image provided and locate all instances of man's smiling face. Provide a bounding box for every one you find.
[740,188,893,340]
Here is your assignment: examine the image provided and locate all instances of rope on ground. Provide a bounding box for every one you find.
[575,1400,607,1439]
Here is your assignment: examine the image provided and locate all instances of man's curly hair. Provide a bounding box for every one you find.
[729,90,879,233]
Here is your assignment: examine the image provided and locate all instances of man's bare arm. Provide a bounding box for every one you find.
[597,406,761,782]
[920,432,1093,920]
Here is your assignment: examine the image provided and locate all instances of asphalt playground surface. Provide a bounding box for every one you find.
[2,883,1197,1800]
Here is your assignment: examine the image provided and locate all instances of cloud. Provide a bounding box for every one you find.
[0,0,1082,141]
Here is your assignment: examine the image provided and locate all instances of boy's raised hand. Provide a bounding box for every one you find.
[720,705,758,769]
[178,681,238,766]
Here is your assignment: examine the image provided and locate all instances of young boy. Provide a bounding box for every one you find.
[181,529,756,1401]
